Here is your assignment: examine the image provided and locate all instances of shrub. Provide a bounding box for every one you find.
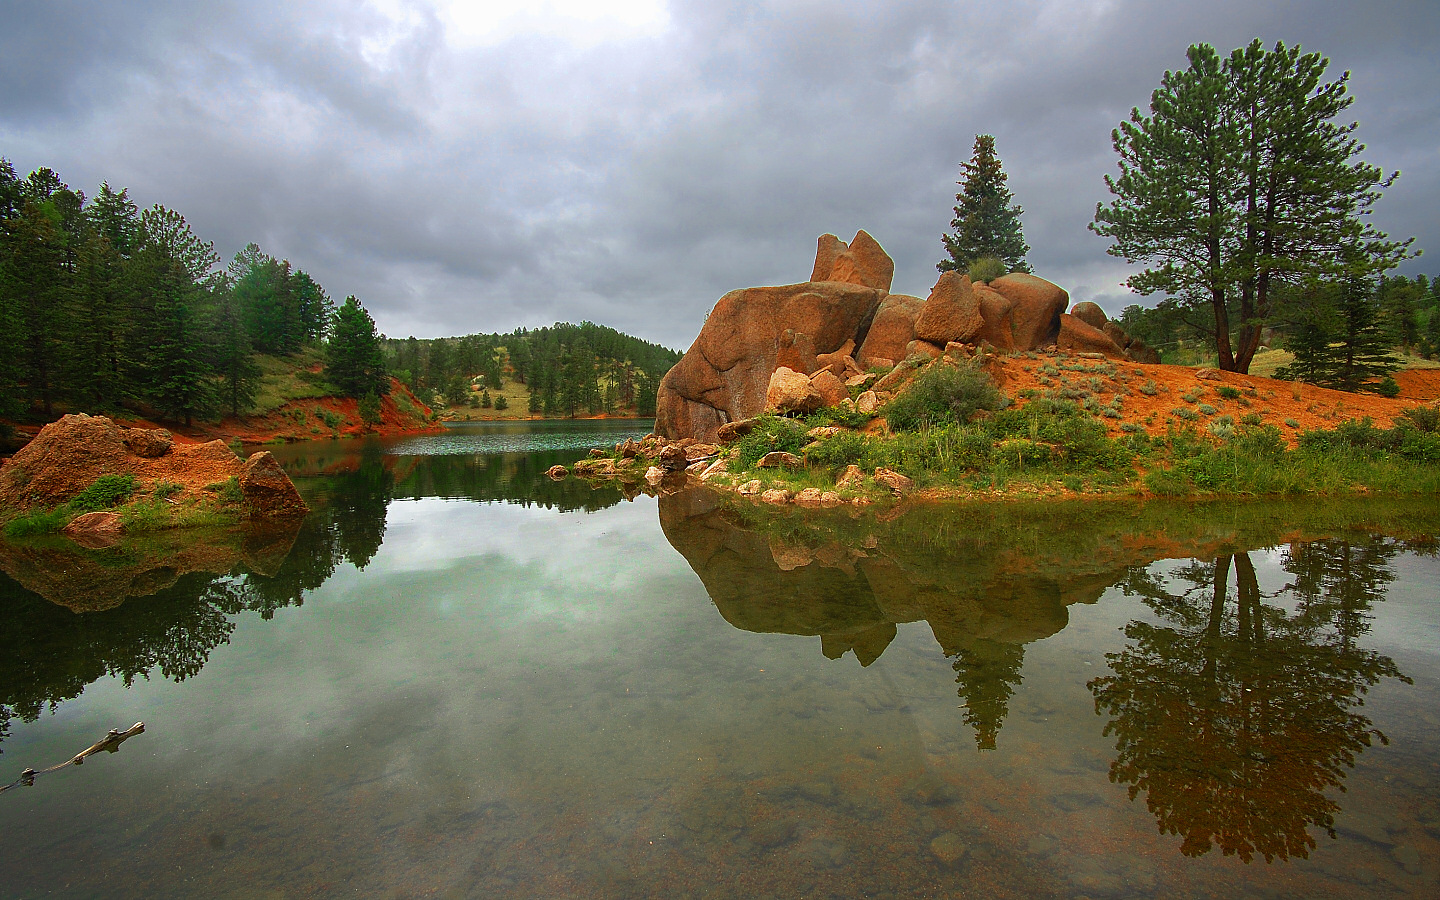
[883,362,1005,431]
[1198,403,1218,416]
[1216,385,1241,400]
[1285,418,1300,428]
[1375,375,1401,398]
[494,394,509,410]
[358,392,382,425]
[3,507,73,538]
[1240,412,1263,427]
[805,431,869,472]
[806,405,868,429]
[1182,389,1202,403]
[1172,407,1199,421]
[1208,416,1236,440]
[71,474,138,512]
[734,417,810,469]
[206,475,244,505]
[153,480,183,500]
[1401,406,1440,433]
[967,256,1008,283]
[1138,379,1161,396]
[1145,468,1191,496]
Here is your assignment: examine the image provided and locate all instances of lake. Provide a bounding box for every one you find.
[2,419,1438,898]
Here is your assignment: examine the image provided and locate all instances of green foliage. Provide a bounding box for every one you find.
[805,431,869,472]
[153,480,183,500]
[883,362,1005,431]
[966,256,1008,283]
[939,135,1030,274]
[1092,40,1415,374]
[206,476,244,505]
[1276,276,1398,392]
[71,474,138,512]
[1376,375,1400,398]
[1400,406,1440,434]
[357,392,382,426]
[493,393,509,410]
[805,405,869,429]
[1216,385,1241,400]
[326,295,387,398]
[3,507,73,537]
[733,417,810,469]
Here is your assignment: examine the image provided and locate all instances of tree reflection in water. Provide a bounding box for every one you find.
[1089,540,1410,862]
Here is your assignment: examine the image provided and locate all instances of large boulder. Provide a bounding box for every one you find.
[825,230,895,291]
[810,233,848,282]
[914,272,983,346]
[0,414,132,511]
[239,451,310,518]
[989,273,1068,349]
[122,427,173,459]
[656,235,890,441]
[857,294,923,368]
[1070,301,1108,331]
[973,283,1017,351]
[766,367,823,414]
[62,511,125,549]
[1057,313,1126,358]
[810,370,850,408]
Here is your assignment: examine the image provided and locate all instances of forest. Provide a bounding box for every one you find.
[384,323,679,418]
[0,158,678,430]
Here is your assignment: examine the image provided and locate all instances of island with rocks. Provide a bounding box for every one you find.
[550,231,1440,506]
[0,413,309,544]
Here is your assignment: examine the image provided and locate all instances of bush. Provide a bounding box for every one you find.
[358,392,382,426]
[494,394,509,410]
[884,362,1005,431]
[734,417,811,469]
[3,507,73,538]
[1375,375,1401,398]
[967,256,1008,283]
[206,475,244,505]
[1215,385,1241,400]
[153,480,183,500]
[71,474,138,512]
[805,431,868,472]
[1401,406,1440,433]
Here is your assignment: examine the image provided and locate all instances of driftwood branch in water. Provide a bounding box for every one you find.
[0,722,145,794]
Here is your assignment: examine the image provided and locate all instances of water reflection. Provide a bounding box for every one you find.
[660,488,1424,863]
[1091,542,1410,862]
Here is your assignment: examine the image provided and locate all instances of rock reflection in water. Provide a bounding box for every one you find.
[662,487,1424,867]
[1091,539,1410,863]
[660,488,1118,751]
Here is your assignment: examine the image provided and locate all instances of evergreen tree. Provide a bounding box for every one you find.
[938,134,1030,274]
[1378,274,1422,351]
[212,284,261,417]
[128,206,220,425]
[1093,41,1414,373]
[1278,276,1396,391]
[326,295,387,398]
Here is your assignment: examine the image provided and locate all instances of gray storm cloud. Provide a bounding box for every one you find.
[2,0,1436,348]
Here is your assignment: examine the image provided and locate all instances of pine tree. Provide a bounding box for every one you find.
[1278,276,1396,391]
[938,135,1030,275]
[213,285,261,417]
[326,295,387,398]
[127,206,220,425]
[1093,41,1414,373]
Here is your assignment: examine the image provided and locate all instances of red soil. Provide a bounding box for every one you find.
[983,354,1437,445]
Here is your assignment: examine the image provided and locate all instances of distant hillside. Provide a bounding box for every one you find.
[384,321,682,419]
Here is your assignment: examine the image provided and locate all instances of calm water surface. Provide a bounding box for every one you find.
[2,419,1438,898]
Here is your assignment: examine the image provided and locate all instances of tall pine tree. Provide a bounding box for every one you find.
[326,295,387,398]
[938,135,1030,275]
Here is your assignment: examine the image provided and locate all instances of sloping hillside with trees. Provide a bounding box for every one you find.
[384,323,681,420]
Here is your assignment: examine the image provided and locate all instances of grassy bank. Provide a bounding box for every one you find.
[3,474,242,538]
[595,357,1440,503]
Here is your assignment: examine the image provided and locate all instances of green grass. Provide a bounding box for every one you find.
[252,347,336,414]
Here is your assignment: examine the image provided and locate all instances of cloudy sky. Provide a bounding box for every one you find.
[3,0,1436,348]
